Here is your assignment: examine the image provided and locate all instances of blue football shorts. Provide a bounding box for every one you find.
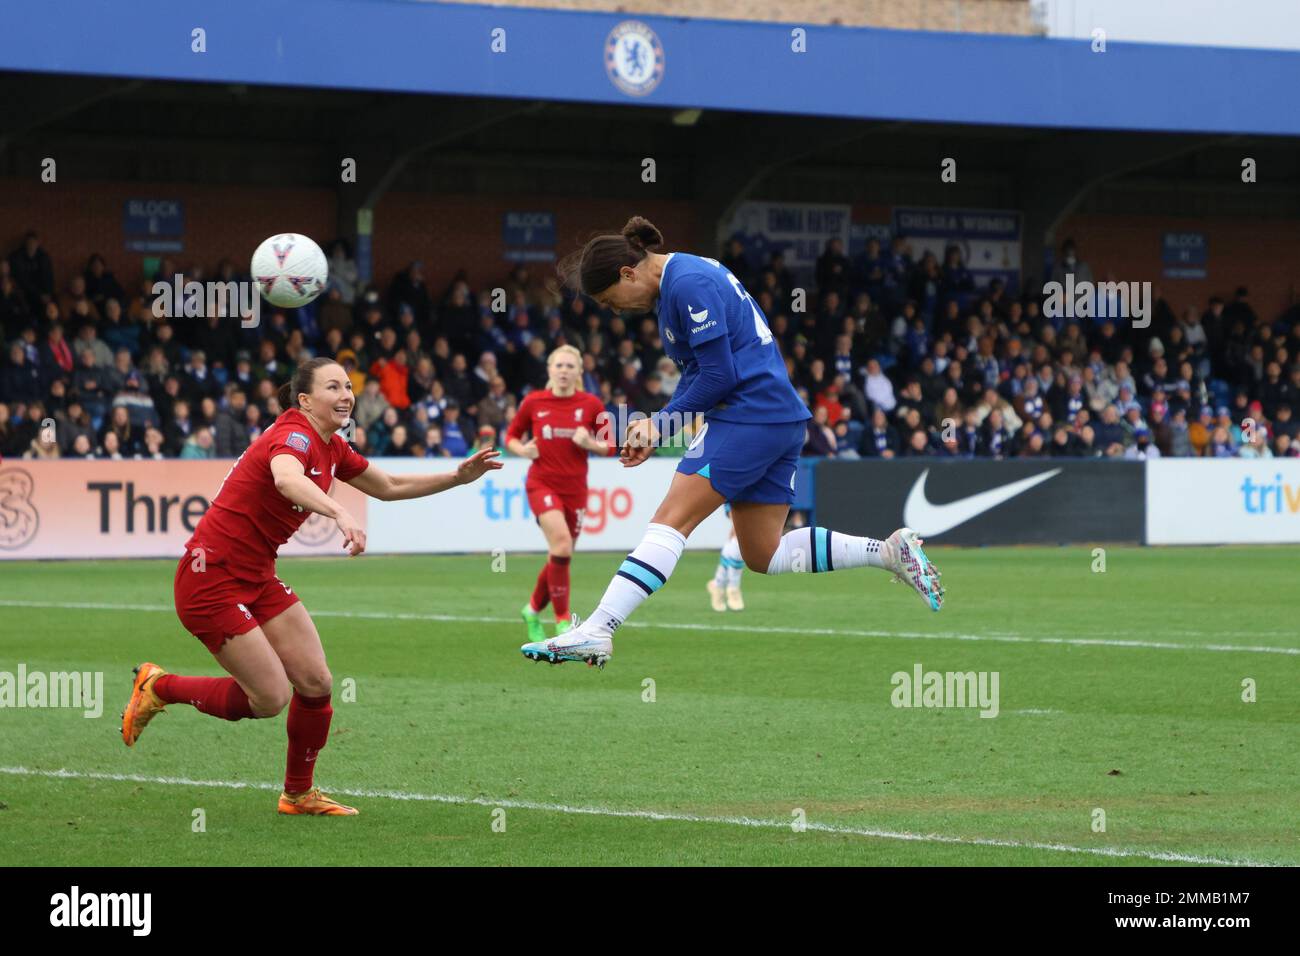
[676,418,807,505]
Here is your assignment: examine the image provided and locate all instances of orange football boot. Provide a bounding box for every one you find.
[277,788,359,816]
[121,662,167,747]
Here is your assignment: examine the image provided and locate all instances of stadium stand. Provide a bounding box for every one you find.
[2,227,1297,464]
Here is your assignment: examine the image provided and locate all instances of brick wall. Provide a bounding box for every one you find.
[439,0,1039,33]
[370,193,698,291]
[0,178,698,298]
[1,179,335,295]
[1053,213,1299,322]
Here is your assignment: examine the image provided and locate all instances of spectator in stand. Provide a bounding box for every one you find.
[1207,425,1235,458]
[440,280,479,355]
[8,231,54,308]
[939,245,975,311]
[425,424,448,457]
[213,390,251,457]
[475,374,520,434]
[83,253,126,313]
[178,428,214,460]
[815,238,851,299]
[387,260,432,331]
[804,404,837,457]
[179,349,220,404]
[372,348,411,411]
[1239,422,1273,458]
[637,372,669,415]
[3,340,42,403]
[326,240,359,305]
[719,238,751,290]
[1050,238,1093,286]
[441,400,469,456]
[863,358,896,413]
[0,402,16,456]
[0,272,29,342]
[99,404,143,457]
[860,407,900,458]
[979,408,1014,458]
[163,399,196,456]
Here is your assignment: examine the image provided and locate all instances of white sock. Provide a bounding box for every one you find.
[585,523,687,637]
[765,527,885,574]
[721,536,744,587]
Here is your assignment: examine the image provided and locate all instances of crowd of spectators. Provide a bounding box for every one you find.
[2,226,1299,464]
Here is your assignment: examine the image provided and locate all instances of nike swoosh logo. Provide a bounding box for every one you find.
[537,411,550,418]
[310,468,322,475]
[902,468,1062,537]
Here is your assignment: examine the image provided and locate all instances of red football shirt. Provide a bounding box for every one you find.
[186,408,369,581]
[506,389,614,491]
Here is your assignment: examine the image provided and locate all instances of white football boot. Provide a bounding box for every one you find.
[521,615,613,668]
[706,579,727,612]
[725,585,745,611]
[880,527,944,611]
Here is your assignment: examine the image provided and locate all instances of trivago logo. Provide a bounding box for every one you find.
[1240,474,1300,515]
[478,479,634,533]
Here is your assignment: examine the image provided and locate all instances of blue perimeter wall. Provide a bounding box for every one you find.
[1,0,1298,136]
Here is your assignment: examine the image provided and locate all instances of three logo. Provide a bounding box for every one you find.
[0,468,39,550]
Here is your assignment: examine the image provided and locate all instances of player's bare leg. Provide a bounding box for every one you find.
[523,509,574,641]
[522,472,723,667]
[123,627,289,746]
[708,522,744,612]
[261,603,357,816]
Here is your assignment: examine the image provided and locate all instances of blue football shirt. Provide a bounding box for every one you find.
[657,253,810,424]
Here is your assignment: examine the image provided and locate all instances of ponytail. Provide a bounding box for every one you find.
[558,215,664,296]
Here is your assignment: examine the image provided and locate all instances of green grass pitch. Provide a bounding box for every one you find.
[0,546,1297,866]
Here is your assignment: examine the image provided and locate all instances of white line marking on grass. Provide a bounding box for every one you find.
[0,765,1274,867]
[1011,709,1063,715]
[1,599,1296,656]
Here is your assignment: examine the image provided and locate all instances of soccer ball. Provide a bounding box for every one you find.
[251,233,329,308]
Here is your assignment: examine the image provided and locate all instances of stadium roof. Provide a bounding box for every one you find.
[2,0,1299,137]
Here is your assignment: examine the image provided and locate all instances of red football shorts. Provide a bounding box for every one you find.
[173,553,301,654]
[526,483,587,540]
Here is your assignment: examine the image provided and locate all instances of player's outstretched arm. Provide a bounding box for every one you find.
[345,448,503,501]
[270,453,366,555]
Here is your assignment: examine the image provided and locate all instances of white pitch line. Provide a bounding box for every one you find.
[1,599,1296,656]
[0,765,1274,867]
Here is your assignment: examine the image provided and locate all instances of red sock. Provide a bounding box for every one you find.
[548,555,571,621]
[153,674,253,721]
[284,691,333,793]
[529,562,550,613]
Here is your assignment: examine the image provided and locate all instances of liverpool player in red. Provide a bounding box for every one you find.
[505,345,615,641]
[120,356,501,816]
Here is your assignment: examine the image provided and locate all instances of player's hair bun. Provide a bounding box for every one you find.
[558,216,665,296]
[622,216,663,251]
